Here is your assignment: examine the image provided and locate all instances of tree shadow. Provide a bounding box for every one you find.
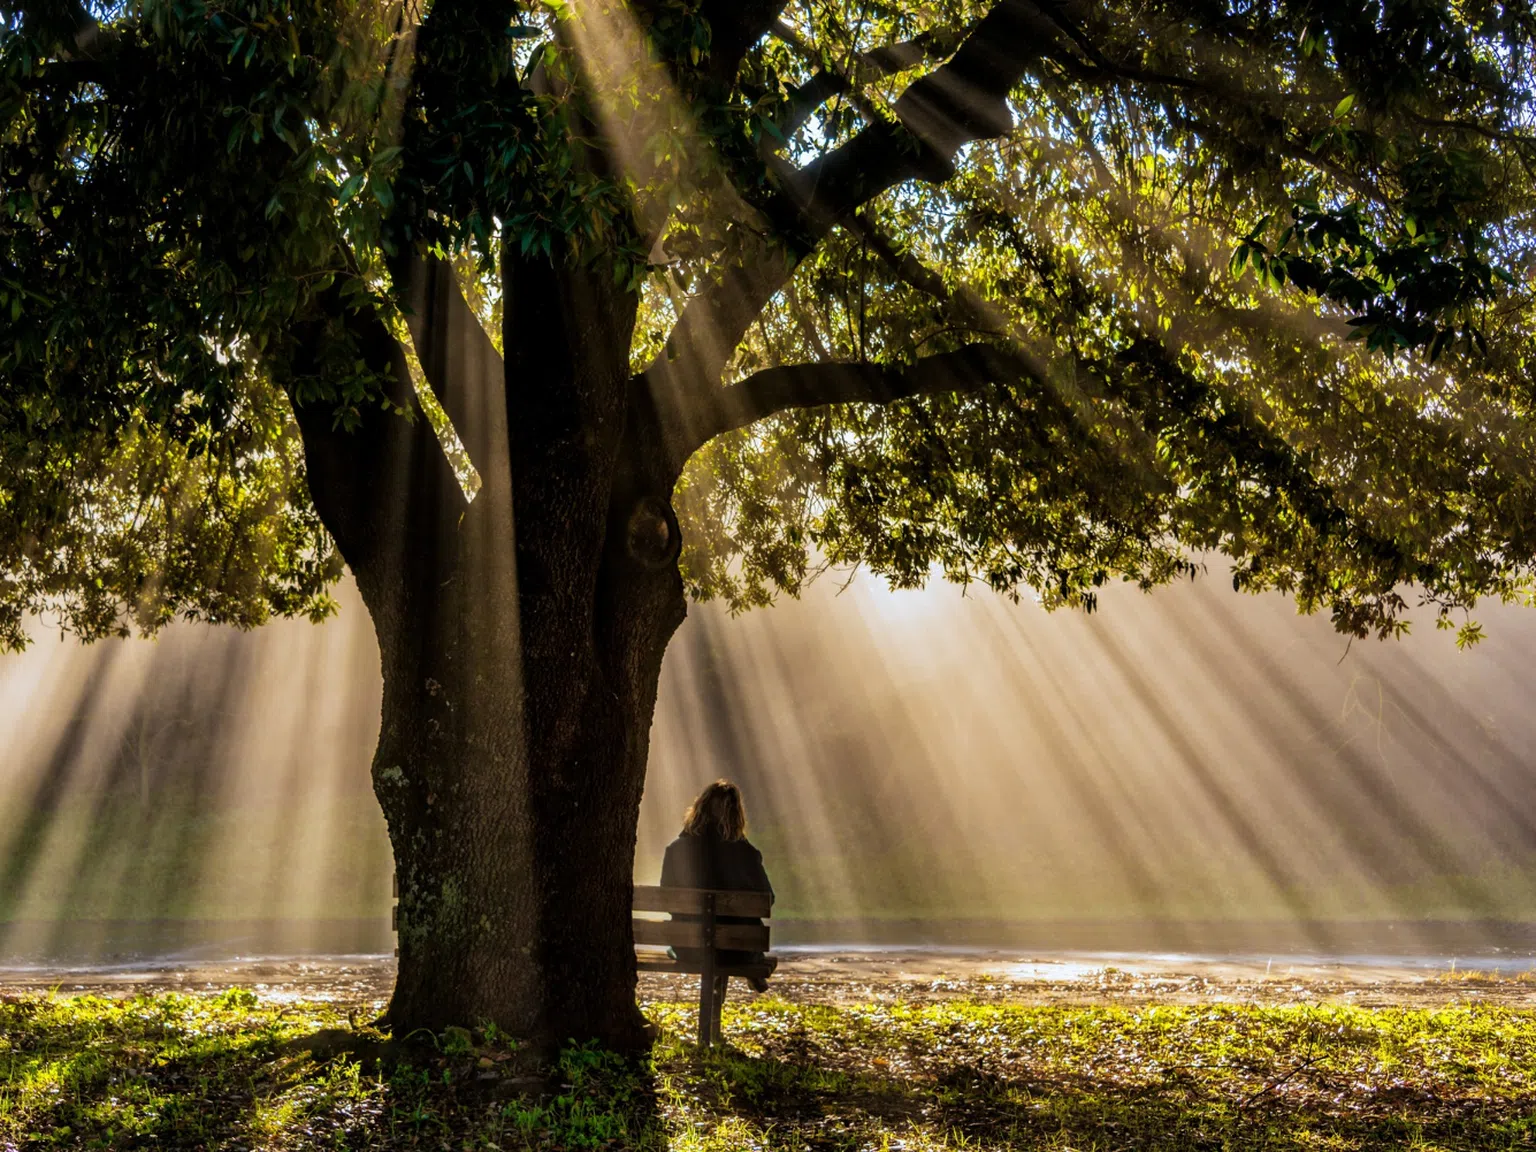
[8,995,1535,1151]
[679,1031,1536,1151]
[2,996,668,1151]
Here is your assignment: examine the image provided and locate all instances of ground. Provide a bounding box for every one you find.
[4,955,1536,1149]
[9,950,1536,1009]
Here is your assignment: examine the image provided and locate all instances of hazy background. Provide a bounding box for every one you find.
[3,567,1535,960]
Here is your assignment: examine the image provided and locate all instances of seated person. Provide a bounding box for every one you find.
[660,779,776,992]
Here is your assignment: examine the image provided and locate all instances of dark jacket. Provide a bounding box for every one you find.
[659,832,774,966]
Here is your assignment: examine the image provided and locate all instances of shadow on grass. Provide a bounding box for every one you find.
[675,1043,1536,1151]
[678,1044,1536,1152]
[0,992,665,1150]
[661,1001,1536,1152]
[6,994,1536,1150]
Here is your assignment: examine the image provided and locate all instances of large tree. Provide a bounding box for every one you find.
[2,0,1534,1047]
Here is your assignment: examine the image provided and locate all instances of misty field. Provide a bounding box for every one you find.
[4,993,1536,1150]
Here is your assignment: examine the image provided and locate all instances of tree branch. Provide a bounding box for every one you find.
[697,0,793,86]
[680,343,1044,456]
[774,26,969,139]
[646,0,1054,423]
[622,0,788,86]
[395,252,508,486]
[1024,0,1199,92]
[286,284,470,593]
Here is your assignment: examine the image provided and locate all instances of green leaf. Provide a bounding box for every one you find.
[336,172,366,205]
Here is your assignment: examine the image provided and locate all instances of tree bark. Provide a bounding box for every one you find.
[288,251,686,1052]
[372,489,684,1051]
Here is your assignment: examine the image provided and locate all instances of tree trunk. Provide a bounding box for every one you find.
[371,502,684,1050]
[289,250,684,1051]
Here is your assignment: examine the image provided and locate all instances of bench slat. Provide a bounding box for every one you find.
[632,885,771,917]
[632,919,770,951]
[637,953,777,978]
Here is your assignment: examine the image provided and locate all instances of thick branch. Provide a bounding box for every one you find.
[775,26,969,139]
[623,0,787,86]
[1023,0,1198,92]
[649,0,1053,416]
[287,285,469,594]
[680,343,1043,456]
[395,252,508,488]
[698,0,792,86]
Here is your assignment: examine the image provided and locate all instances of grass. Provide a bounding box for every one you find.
[3,992,1535,1149]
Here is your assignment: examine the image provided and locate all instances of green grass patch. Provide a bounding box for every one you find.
[3,993,1535,1149]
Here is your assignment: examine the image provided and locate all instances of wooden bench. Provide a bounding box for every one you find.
[633,885,775,1047]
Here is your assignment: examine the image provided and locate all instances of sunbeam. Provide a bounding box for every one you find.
[5,571,1536,962]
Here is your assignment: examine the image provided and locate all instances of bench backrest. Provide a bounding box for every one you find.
[631,885,770,952]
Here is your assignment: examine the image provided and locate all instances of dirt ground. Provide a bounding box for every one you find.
[3,950,1534,1011]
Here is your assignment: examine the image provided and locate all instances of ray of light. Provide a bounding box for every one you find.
[5,577,1536,959]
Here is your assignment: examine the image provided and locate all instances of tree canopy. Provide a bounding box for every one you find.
[3,0,1536,649]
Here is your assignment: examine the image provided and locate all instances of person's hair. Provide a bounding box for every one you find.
[681,779,748,841]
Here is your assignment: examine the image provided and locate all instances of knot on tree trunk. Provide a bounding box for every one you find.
[625,496,681,569]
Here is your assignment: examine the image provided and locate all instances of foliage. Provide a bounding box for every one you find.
[0,382,340,647]
[5,991,1536,1149]
[673,1,1536,637]
[2,0,1536,648]
[0,0,388,642]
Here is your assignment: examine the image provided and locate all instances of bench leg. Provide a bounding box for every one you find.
[697,967,715,1047]
[712,976,728,1044]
